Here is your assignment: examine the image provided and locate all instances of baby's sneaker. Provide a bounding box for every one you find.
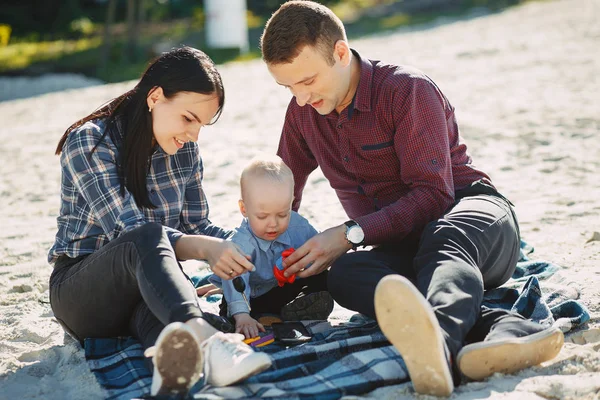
[281,291,334,321]
[202,331,272,386]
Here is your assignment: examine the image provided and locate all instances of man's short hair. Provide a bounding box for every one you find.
[260,1,347,66]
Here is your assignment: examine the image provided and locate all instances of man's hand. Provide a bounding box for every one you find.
[233,313,265,339]
[283,224,352,278]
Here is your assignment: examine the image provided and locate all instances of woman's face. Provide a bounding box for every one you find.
[147,87,220,155]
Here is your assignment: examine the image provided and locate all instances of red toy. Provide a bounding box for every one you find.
[273,248,296,287]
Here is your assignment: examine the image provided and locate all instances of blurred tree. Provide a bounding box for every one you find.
[98,0,117,73]
[246,0,342,17]
[124,0,139,61]
[53,0,84,38]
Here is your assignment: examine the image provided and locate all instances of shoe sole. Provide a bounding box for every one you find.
[281,291,334,321]
[457,326,564,381]
[374,275,453,397]
[154,322,202,395]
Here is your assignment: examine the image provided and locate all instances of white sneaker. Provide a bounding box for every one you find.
[149,322,203,396]
[202,332,272,387]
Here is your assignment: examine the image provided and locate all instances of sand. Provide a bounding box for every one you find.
[0,0,599,398]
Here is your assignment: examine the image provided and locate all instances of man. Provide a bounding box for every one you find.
[260,1,564,397]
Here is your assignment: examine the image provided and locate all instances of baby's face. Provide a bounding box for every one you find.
[240,178,294,241]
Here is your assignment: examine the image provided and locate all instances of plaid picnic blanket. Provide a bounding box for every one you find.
[84,241,590,400]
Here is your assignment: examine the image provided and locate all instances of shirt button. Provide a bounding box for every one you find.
[343,156,349,162]
[337,124,342,129]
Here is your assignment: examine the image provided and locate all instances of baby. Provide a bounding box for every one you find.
[209,155,333,338]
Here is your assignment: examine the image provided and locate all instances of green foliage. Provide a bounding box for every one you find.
[70,18,96,37]
[0,25,11,47]
[0,38,101,73]
[0,0,534,83]
[191,7,205,29]
[246,10,264,29]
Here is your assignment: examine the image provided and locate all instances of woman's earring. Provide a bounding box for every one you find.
[148,106,152,112]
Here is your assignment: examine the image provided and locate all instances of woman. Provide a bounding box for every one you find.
[48,47,271,396]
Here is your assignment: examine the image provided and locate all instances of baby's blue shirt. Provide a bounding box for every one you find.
[209,211,318,316]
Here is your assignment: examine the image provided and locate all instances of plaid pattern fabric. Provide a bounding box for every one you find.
[48,118,228,263]
[84,241,590,400]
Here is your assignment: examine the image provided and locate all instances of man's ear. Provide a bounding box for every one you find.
[147,86,164,110]
[333,40,351,66]
[238,199,247,217]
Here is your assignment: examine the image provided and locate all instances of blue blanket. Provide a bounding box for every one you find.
[84,241,590,400]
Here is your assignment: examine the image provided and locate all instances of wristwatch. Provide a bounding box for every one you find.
[344,220,365,250]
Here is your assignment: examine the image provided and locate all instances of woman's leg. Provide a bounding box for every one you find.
[129,301,165,351]
[50,223,203,343]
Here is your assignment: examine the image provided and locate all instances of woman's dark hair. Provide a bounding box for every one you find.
[56,46,225,209]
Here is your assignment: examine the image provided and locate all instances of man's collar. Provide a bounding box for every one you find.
[348,49,373,118]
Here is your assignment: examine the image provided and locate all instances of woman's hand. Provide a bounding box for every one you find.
[196,283,222,297]
[175,235,255,280]
[205,240,255,280]
[233,313,265,339]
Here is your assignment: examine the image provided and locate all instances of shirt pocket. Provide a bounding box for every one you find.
[357,140,400,179]
[361,140,394,151]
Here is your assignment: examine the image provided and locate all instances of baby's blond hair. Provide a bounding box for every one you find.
[240,155,294,199]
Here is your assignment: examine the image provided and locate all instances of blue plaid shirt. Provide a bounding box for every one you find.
[48,118,227,263]
[209,211,318,316]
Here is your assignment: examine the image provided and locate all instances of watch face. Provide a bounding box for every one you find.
[347,225,365,244]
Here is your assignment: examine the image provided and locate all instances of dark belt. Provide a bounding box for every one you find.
[455,179,514,206]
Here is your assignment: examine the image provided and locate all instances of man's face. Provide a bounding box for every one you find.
[267,44,351,115]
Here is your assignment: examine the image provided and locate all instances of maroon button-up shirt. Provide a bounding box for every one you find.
[277,50,492,245]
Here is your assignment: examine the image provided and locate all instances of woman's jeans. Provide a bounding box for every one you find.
[49,223,203,350]
[328,193,521,361]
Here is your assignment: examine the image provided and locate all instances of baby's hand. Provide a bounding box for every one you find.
[233,313,266,339]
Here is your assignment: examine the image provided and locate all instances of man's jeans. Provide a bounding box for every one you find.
[328,193,521,360]
[49,223,203,350]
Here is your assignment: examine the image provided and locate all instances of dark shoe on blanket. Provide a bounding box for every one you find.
[281,291,334,321]
[201,312,235,333]
[149,322,203,396]
[457,321,564,381]
[374,275,454,397]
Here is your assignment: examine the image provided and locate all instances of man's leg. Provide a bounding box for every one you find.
[327,247,417,319]
[414,195,521,359]
[373,195,519,395]
[375,195,562,396]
